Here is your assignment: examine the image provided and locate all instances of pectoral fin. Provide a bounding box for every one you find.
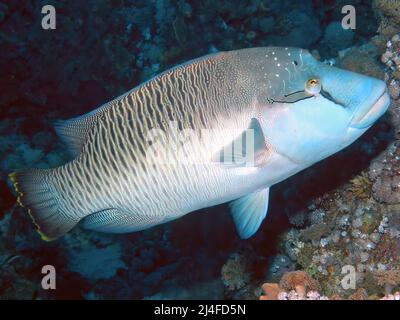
[230,187,270,239]
[212,118,270,167]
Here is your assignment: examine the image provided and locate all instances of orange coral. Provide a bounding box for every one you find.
[349,288,368,300]
[279,271,320,298]
[259,271,321,300]
[259,271,398,300]
[259,283,282,300]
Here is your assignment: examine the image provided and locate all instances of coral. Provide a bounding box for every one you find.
[369,142,400,204]
[259,283,282,300]
[287,210,307,228]
[300,223,331,243]
[277,290,329,300]
[259,272,398,300]
[380,291,400,300]
[337,43,385,79]
[277,169,400,299]
[348,288,368,300]
[279,271,320,298]
[221,253,251,291]
[374,269,400,294]
[259,272,329,300]
[266,254,295,282]
[260,277,326,300]
[381,34,400,101]
[388,79,400,101]
[349,171,373,199]
[374,0,400,26]
[282,229,303,262]
[377,17,399,39]
[296,243,315,270]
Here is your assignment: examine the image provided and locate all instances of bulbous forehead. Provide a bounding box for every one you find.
[233,47,319,103]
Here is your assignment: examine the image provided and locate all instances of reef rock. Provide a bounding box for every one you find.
[369,142,400,204]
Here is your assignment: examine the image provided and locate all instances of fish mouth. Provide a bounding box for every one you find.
[350,89,390,129]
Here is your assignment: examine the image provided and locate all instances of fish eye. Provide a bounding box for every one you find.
[305,78,321,95]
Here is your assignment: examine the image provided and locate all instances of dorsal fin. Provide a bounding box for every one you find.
[54,116,95,156]
[54,103,111,156]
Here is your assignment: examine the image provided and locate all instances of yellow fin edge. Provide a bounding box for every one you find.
[8,172,53,242]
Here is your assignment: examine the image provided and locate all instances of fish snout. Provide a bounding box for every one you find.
[349,81,390,129]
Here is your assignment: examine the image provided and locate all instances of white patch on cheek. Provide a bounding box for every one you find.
[261,104,290,133]
[261,107,303,165]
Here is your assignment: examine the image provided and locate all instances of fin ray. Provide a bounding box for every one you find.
[82,208,163,233]
[230,187,270,239]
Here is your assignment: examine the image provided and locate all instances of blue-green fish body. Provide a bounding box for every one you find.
[10,47,390,240]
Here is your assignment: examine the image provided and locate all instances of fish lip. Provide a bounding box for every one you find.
[349,90,390,129]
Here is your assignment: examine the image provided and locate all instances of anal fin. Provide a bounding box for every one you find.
[82,208,163,233]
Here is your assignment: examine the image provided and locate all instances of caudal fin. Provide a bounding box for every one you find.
[9,169,79,241]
